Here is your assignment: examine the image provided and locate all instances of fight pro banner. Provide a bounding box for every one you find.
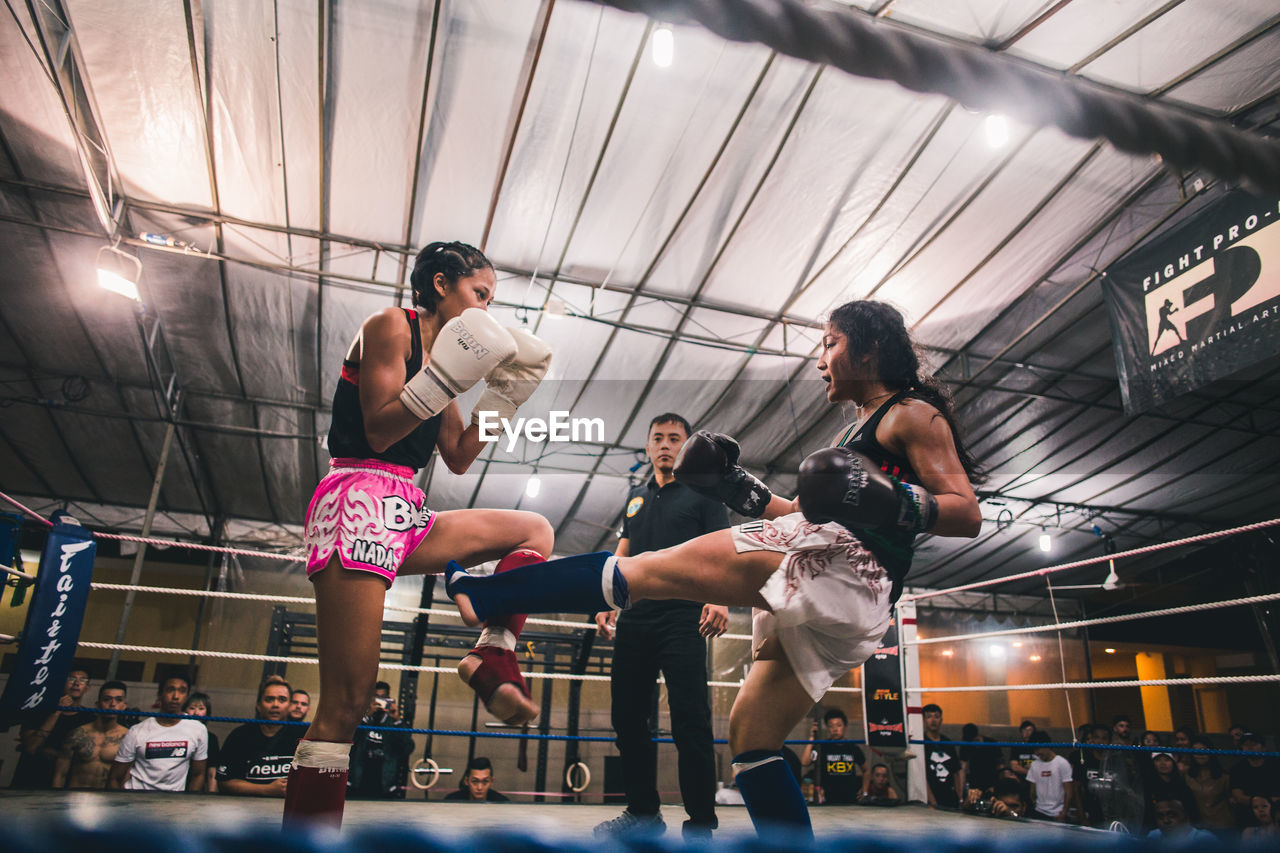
[0,512,95,722]
[862,612,907,749]
[1101,190,1280,415]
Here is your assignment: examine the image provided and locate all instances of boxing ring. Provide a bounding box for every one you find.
[5,0,1280,848]
[4,488,1280,850]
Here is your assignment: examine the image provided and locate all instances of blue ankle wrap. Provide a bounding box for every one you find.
[445,552,628,623]
[731,749,813,837]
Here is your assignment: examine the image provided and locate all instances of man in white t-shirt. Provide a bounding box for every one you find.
[1027,732,1076,822]
[108,675,208,792]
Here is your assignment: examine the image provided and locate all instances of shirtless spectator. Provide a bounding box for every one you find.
[52,681,128,789]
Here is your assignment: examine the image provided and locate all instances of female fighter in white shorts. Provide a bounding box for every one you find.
[446,299,984,837]
[283,242,553,828]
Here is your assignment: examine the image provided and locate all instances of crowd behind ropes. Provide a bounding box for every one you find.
[9,671,1280,841]
[4,669,505,803]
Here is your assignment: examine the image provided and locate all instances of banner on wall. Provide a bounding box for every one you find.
[0,512,96,725]
[862,613,907,749]
[1100,190,1280,415]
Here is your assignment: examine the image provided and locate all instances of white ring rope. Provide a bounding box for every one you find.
[909,591,1280,646]
[1,564,36,582]
[902,516,1280,602]
[86,582,756,639]
[71,641,858,691]
[909,674,1280,693]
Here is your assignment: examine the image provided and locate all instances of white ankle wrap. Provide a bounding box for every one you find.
[293,739,351,771]
[477,626,517,651]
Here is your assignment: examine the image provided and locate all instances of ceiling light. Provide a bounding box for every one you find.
[525,475,541,498]
[1029,654,1042,662]
[984,114,1009,148]
[1012,642,1023,648]
[96,245,142,301]
[1105,648,1116,654]
[941,649,953,657]
[987,644,1006,660]
[1039,532,1052,552]
[652,25,674,68]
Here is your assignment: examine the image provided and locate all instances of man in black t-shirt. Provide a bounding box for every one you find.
[348,697,414,799]
[922,703,963,809]
[802,709,865,804]
[593,413,731,841]
[1229,732,1280,823]
[442,757,510,802]
[958,723,1002,794]
[216,676,302,797]
[11,669,94,789]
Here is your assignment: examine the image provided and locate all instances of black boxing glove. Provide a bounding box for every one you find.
[797,447,938,535]
[673,431,772,518]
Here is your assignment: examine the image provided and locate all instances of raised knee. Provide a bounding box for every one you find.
[520,512,554,555]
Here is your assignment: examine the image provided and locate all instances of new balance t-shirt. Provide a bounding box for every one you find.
[115,717,208,791]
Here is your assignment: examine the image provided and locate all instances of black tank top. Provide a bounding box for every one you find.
[833,390,923,601]
[326,308,443,471]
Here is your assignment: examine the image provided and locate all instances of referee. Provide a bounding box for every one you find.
[593,413,730,840]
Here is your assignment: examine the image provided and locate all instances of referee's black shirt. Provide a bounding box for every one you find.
[620,477,730,619]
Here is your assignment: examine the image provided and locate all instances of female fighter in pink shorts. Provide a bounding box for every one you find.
[283,242,552,828]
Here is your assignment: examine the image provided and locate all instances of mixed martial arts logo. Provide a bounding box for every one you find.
[1140,199,1280,359]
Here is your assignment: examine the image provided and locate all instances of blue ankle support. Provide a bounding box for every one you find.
[731,750,813,838]
[445,551,628,623]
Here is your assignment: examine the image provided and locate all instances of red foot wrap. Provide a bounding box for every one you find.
[466,645,531,702]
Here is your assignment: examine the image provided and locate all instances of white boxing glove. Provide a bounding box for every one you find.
[401,308,517,420]
[472,327,553,424]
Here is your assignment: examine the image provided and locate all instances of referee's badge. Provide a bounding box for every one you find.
[626,496,644,518]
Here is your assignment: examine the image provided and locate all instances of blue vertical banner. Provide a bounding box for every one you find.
[0,512,96,721]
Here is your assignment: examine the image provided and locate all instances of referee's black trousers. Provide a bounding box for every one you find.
[610,611,717,825]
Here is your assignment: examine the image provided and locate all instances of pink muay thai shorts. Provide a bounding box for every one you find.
[303,458,436,585]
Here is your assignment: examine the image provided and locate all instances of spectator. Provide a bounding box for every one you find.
[859,763,899,803]
[1229,732,1280,823]
[1243,795,1279,842]
[348,695,413,799]
[1111,714,1134,747]
[444,756,510,802]
[1144,750,1198,830]
[108,675,207,792]
[51,681,128,789]
[11,669,94,789]
[183,693,219,792]
[1147,798,1216,842]
[1026,732,1076,823]
[1009,720,1037,781]
[959,722,1002,794]
[372,681,399,721]
[801,709,865,804]
[1185,735,1232,831]
[288,689,311,723]
[964,777,1027,820]
[1172,727,1196,776]
[216,676,302,797]
[1076,724,1111,827]
[1228,724,1247,752]
[1139,730,1163,748]
[922,704,963,809]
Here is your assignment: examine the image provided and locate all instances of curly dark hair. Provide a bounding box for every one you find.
[409,241,493,313]
[826,300,985,483]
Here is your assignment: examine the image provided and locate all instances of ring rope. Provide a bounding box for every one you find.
[565,761,591,793]
[71,641,858,691]
[1,564,36,582]
[590,0,1280,193]
[86,581,756,639]
[909,673,1280,692]
[901,516,1280,602]
[909,590,1280,646]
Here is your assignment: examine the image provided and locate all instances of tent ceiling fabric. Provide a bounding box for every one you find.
[1,0,1277,595]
